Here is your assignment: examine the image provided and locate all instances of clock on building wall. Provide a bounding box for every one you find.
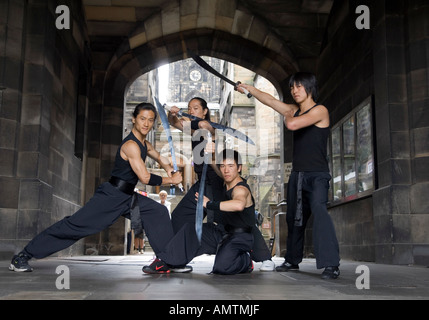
[189,69,201,82]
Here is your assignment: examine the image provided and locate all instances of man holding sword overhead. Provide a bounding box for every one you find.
[237,72,341,279]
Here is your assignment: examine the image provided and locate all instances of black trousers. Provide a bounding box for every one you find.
[196,224,253,275]
[285,171,340,269]
[171,179,221,233]
[23,182,192,267]
[171,179,272,262]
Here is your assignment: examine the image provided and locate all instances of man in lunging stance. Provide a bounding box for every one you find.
[10,103,192,274]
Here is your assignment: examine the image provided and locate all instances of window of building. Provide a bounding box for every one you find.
[329,97,374,204]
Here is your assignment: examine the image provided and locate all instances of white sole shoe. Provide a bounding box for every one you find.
[259,260,275,272]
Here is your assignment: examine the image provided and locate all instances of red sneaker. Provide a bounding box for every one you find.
[142,258,171,274]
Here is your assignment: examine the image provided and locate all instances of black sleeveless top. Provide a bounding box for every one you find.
[292,105,330,172]
[111,132,147,185]
[220,179,256,229]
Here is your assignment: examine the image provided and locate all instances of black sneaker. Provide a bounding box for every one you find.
[275,261,299,272]
[321,266,340,279]
[142,258,170,274]
[9,252,33,272]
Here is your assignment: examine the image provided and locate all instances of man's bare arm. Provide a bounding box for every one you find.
[122,140,182,185]
[237,84,298,115]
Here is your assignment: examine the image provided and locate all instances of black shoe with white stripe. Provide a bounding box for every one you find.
[9,252,33,272]
[321,266,340,279]
[275,261,299,272]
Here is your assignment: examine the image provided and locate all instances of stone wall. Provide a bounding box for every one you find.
[0,0,91,258]
[318,0,429,265]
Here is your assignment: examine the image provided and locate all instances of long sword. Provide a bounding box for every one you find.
[195,131,211,244]
[164,104,255,145]
[153,96,184,192]
[189,53,253,98]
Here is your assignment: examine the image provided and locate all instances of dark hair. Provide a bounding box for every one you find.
[133,103,157,120]
[217,149,243,169]
[289,72,319,102]
[189,97,210,121]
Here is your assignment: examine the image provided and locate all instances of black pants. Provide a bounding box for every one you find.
[23,182,192,267]
[196,224,253,275]
[171,176,224,233]
[285,171,340,269]
[171,179,271,262]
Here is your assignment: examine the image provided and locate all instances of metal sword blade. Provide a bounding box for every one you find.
[153,96,184,192]
[164,105,255,145]
[191,54,237,87]
[190,53,252,98]
[195,132,211,243]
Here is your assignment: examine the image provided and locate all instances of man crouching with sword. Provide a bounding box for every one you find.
[167,97,275,272]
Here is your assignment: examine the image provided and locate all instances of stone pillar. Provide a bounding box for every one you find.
[0,0,91,258]
[404,0,429,265]
[372,0,429,265]
[0,0,28,257]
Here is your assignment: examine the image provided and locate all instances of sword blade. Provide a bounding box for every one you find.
[190,53,252,98]
[191,54,237,87]
[168,107,255,145]
[195,162,207,244]
[153,96,184,192]
[195,132,211,243]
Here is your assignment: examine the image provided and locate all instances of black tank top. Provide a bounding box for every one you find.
[220,180,256,228]
[292,105,330,172]
[111,132,147,185]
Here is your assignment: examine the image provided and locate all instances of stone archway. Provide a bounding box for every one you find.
[98,27,297,180]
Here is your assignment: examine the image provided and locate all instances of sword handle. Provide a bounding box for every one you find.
[243,88,253,99]
[164,103,184,118]
[171,170,184,192]
[171,183,184,193]
[236,81,253,98]
[203,132,212,156]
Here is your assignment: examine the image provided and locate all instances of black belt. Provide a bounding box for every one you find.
[109,176,136,195]
[224,225,252,234]
[295,171,304,227]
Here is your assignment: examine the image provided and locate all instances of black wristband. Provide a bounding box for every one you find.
[206,200,221,211]
[148,174,163,186]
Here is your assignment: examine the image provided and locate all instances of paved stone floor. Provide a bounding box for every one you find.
[1,253,428,301]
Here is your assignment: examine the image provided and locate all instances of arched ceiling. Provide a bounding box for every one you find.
[82,0,333,98]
